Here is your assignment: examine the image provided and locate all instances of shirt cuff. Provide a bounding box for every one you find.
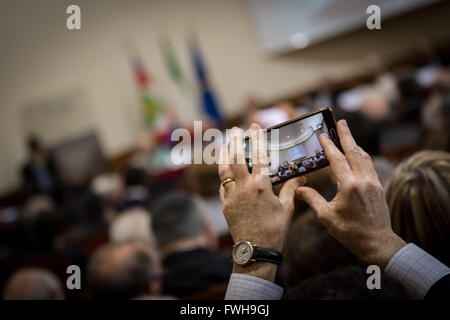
[385,243,450,299]
[225,273,283,300]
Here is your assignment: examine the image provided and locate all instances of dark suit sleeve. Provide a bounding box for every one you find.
[425,274,450,300]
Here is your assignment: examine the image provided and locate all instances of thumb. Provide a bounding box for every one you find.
[295,186,330,221]
[279,176,307,214]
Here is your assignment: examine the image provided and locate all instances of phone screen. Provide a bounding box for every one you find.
[245,109,336,184]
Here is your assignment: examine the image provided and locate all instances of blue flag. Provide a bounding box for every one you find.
[189,39,223,125]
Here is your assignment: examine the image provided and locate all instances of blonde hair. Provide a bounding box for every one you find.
[386,151,450,265]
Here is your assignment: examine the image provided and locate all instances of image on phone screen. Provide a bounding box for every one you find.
[245,111,332,184]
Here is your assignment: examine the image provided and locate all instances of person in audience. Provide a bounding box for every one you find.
[3,267,65,300]
[151,192,232,298]
[65,191,108,244]
[283,265,406,300]
[21,135,61,202]
[87,241,164,300]
[109,207,156,246]
[186,164,229,237]
[337,111,380,156]
[284,211,358,287]
[386,150,450,266]
[23,194,56,219]
[120,166,150,211]
[219,121,449,300]
[371,156,395,187]
[361,93,390,122]
[12,198,64,253]
[422,70,450,151]
[396,72,423,122]
[91,172,125,219]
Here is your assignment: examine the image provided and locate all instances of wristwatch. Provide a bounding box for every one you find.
[231,240,283,266]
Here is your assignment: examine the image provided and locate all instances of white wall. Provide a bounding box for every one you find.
[1,0,450,193]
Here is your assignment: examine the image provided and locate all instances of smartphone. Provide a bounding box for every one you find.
[244,107,342,185]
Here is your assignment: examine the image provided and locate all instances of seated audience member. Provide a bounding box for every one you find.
[23,194,56,219]
[386,150,450,266]
[14,195,60,252]
[284,211,358,287]
[87,241,165,300]
[65,191,108,245]
[3,268,64,300]
[371,156,395,187]
[109,207,156,246]
[219,122,449,300]
[31,209,65,252]
[12,198,65,254]
[339,111,380,156]
[283,266,405,300]
[395,72,423,122]
[21,135,61,202]
[120,166,150,211]
[361,93,390,122]
[91,172,125,218]
[421,72,450,151]
[151,192,232,298]
[186,164,229,237]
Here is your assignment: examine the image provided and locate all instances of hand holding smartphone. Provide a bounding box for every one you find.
[244,107,342,185]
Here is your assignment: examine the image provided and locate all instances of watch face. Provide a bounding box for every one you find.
[233,241,253,265]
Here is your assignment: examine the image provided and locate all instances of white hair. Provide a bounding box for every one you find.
[109,207,156,246]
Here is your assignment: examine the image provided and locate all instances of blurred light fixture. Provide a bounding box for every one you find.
[290,32,309,49]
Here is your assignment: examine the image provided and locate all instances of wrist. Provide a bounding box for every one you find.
[369,231,407,270]
[231,239,283,283]
[233,261,278,282]
[233,235,285,253]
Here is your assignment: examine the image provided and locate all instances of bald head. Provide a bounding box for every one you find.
[3,268,64,300]
[88,241,161,300]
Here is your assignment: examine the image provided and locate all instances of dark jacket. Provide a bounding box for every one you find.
[162,247,232,298]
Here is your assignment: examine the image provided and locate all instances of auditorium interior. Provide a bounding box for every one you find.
[1,0,450,301]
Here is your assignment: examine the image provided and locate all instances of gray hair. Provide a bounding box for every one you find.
[109,207,156,246]
[3,268,64,300]
[151,192,206,248]
[88,241,161,300]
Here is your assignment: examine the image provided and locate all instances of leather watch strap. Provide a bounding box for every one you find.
[253,246,283,265]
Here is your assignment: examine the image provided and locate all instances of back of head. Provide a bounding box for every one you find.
[3,268,64,300]
[27,135,42,153]
[284,211,357,286]
[88,241,160,300]
[151,192,205,248]
[284,265,406,300]
[109,207,156,246]
[386,150,450,265]
[124,166,147,186]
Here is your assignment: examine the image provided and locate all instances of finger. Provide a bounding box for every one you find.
[279,176,307,214]
[336,119,368,176]
[229,127,249,180]
[249,123,270,176]
[219,185,226,203]
[295,186,331,223]
[218,144,235,192]
[319,133,352,183]
[337,120,379,180]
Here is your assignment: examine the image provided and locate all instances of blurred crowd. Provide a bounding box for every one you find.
[0,44,449,300]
